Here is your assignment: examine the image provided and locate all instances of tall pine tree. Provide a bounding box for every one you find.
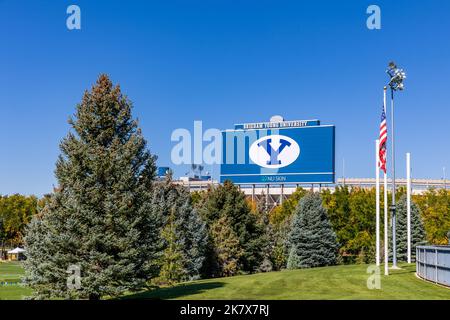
[287,192,338,269]
[159,208,186,284]
[210,215,243,277]
[198,181,266,274]
[24,75,160,299]
[392,195,426,262]
[154,177,208,282]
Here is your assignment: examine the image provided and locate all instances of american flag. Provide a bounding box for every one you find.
[378,104,387,173]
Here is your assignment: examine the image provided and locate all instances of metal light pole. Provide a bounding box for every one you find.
[406,153,411,263]
[386,61,406,269]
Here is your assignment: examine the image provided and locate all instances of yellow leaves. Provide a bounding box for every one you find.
[0,195,38,243]
[415,189,450,245]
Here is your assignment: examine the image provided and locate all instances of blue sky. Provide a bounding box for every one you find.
[1,0,450,196]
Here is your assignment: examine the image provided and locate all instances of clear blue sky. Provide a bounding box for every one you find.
[1,0,450,196]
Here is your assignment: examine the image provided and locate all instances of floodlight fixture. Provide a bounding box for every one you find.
[386,61,406,91]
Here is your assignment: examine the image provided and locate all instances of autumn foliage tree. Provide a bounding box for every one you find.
[0,195,38,247]
[415,189,450,245]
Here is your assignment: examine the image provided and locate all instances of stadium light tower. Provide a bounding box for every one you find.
[386,61,406,268]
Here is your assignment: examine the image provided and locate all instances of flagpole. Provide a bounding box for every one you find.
[384,171,389,275]
[376,139,380,266]
[407,153,411,263]
[383,86,389,275]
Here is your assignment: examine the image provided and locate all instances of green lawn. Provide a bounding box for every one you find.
[0,262,31,300]
[126,264,450,300]
[2,262,450,300]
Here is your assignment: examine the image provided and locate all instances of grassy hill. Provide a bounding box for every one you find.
[2,262,450,300]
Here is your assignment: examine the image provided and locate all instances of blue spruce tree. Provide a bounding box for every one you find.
[392,195,426,262]
[287,192,339,269]
[154,177,208,282]
[24,75,161,299]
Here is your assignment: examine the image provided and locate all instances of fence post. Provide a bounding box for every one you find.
[435,248,438,284]
[424,249,427,278]
[416,247,418,275]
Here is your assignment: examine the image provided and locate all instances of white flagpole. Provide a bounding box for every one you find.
[376,140,381,266]
[383,86,389,275]
[384,171,389,275]
[407,153,411,263]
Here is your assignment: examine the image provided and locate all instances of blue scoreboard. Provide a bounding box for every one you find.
[220,119,335,184]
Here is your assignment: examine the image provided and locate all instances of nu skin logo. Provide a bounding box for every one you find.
[249,135,300,169]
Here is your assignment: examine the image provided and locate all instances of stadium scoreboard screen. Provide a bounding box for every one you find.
[220,118,335,184]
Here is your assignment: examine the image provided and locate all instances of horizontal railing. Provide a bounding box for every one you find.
[416,245,450,287]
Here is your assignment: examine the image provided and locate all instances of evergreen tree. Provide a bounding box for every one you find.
[269,216,292,271]
[210,215,243,277]
[269,187,307,227]
[154,178,208,282]
[251,195,273,273]
[287,192,338,269]
[286,245,301,269]
[271,240,287,270]
[255,192,268,221]
[182,199,208,280]
[24,75,160,299]
[265,187,307,270]
[392,195,426,262]
[159,209,186,284]
[199,181,265,274]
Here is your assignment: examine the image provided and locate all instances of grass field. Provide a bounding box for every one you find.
[1,262,450,300]
[126,264,450,300]
[0,262,31,300]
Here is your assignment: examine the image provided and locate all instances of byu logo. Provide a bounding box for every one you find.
[258,138,291,165]
[249,135,300,169]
